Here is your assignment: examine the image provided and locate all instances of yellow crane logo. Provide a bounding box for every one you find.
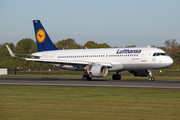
[36,29,46,43]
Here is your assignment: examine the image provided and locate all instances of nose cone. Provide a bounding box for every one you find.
[166,56,173,67]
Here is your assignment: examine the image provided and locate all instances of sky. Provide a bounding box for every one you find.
[0,0,180,47]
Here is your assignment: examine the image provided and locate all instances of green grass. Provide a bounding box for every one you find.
[0,85,180,120]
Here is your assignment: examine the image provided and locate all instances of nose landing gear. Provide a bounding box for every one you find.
[148,70,155,81]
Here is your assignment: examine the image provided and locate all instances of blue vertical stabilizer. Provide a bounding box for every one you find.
[33,20,59,52]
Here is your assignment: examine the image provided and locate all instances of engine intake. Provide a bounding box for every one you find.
[87,65,108,77]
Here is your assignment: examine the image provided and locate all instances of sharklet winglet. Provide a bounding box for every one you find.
[6,45,15,57]
[6,45,25,59]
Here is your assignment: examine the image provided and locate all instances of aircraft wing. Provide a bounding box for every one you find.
[6,45,38,59]
[25,58,89,65]
[6,45,26,59]
[6,45,112,67]
[25,58,112,67]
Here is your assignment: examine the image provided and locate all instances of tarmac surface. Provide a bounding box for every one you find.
[0,77,180,89]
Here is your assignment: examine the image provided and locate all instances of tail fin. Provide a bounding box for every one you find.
[33,20,59,52]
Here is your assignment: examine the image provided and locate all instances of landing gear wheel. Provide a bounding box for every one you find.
[82,75,87,81]
[117,74,121,80]
[82,75,91,81]
[112,74,121,80]
[112,74,116,80]
[87,77,92,80]
[147,69,155,81]
[148,77,155,81]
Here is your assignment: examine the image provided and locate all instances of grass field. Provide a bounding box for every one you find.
[0,85,180,120]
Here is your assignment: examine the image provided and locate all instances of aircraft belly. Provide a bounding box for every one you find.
[122,63,153,70]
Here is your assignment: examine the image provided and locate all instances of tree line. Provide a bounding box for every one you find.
[0,38,179,69]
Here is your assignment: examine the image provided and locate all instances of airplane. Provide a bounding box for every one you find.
[6,20,173,81]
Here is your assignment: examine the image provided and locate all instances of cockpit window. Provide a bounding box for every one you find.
[160,53,166,56]
[153,52,168,56]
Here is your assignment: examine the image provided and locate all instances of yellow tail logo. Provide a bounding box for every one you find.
[36,29,46,43]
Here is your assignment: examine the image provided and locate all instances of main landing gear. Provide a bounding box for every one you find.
[82,74,92,81]
[112,72,121,80]
[148,70,155,81]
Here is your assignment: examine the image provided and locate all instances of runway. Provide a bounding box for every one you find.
[0,77,180,89]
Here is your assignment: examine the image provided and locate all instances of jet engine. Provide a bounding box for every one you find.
[87,65,108,77]
[129,70,149,77]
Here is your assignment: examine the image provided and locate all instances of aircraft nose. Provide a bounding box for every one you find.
[166,56,173,66]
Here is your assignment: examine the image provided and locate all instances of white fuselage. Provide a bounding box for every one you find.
[31,47,173,71]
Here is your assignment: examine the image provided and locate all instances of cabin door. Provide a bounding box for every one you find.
[141,50,148,62]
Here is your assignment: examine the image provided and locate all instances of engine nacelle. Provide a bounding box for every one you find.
[129,70,149,77]
[87,65,108,77]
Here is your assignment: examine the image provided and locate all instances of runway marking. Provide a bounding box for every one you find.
[1,82,180,89]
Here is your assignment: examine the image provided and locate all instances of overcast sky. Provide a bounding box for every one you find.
[0,0,180,47]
